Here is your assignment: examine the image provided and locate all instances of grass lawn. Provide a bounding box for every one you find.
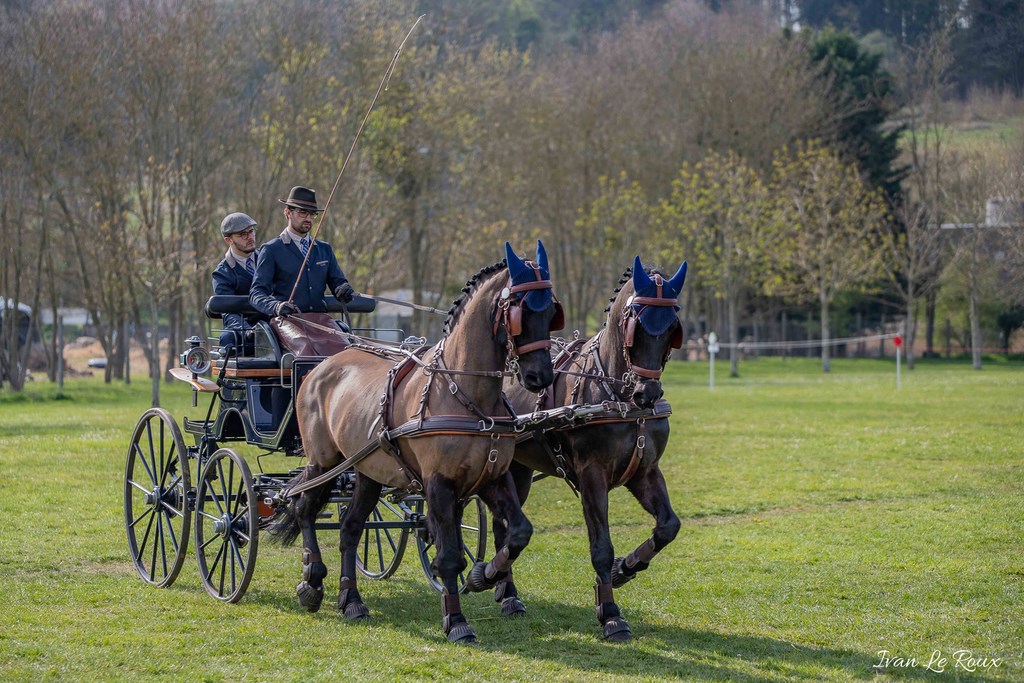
[0,357,1021,681]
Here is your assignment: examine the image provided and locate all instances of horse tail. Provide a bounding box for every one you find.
[266,466,334,546]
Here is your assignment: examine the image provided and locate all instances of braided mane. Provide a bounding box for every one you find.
[441,260,508,338]
[601,265,662,328]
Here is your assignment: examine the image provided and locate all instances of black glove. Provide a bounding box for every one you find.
[334,282,355,304]
[276,301,301,317]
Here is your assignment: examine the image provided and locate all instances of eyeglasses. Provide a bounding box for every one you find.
[233,228,256,237]
[290,208,318,218]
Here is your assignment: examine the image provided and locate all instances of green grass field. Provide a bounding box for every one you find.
[1,357,1021,682]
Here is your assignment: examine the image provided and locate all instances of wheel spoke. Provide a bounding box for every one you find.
[230,536,244,582]
[129,505,154,530]
[213,457,229,515]
[151,507,164,580]
[128,478,152,496]
[198,531,221,552]
[133,442,156,485]
[159,439,177,491]
[135,508,157,561]
[162,508,180,552]
[160,499,185,520]
[196,508,221,523]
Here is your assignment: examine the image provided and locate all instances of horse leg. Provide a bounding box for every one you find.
[466,469,533,617]
[488,462,534,616]
[426,475,476,644]
[336,472,381,620]
[578,467,631,642]
[293,465,335,613]
[611,465,680,588]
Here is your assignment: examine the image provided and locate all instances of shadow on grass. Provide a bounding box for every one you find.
[244,578,1008,682]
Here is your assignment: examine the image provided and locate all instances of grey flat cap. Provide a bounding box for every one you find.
[220,212,257,236]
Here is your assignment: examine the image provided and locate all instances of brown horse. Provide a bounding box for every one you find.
[491,256,687,642]
[270,241,563,644]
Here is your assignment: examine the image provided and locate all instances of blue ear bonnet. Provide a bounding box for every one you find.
[505,240,554,312]
[631,257,687,336]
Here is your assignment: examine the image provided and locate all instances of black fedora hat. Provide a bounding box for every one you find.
[278,186,321,212]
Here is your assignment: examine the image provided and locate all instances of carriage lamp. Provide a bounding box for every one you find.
[181,336,211,376]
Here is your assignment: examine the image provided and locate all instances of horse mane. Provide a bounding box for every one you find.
[441,259,508,338]
[601,264,662,328]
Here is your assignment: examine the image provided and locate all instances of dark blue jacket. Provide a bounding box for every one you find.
[250,229,347,317]
[212,250,260,333]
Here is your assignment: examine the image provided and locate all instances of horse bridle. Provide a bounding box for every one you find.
[620,273,682,381]
[494,260,565,374]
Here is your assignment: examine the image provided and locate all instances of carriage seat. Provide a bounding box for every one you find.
[205,294,375,324]
[205,295,377,374]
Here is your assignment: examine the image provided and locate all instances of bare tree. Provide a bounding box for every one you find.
[941,146,1021,369]
[884,25,956,368]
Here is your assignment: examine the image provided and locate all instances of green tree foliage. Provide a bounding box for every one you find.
[797,0,952,46]
[808,28,904,202]
[768,141,890,372]
[952,0,1024,95]
[659,151,767,377]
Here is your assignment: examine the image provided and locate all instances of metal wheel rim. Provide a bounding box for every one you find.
[195,448,258,603]
[124,408,191,588]
[354,497,411,580]
[415,496,488,593]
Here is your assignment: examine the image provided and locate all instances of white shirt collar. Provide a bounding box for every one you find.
[225,246,255,269]
[283,227,310,244]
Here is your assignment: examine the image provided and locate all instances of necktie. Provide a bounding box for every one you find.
[299,237,310,258]
[245,258,255,276]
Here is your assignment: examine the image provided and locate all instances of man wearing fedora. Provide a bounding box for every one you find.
[213,211,262,352]
[250,186,355,319]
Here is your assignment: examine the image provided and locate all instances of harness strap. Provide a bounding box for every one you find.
[282,416,521,499]
[615,418,646,487]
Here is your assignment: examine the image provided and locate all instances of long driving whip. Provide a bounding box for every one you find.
[287,14,426,306]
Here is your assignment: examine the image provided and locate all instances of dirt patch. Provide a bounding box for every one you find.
[60,337,170,379]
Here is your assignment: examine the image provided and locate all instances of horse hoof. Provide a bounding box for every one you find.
[446,621,478,645]
[464,561,491,593]
[296,581,324,613]
[602,617,632,642]
[611,557,636,589]
[343,602,370,621]
[500,596,526,617]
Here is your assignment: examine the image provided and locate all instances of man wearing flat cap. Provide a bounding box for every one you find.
[213,211,262,350]
[250,186,355,319]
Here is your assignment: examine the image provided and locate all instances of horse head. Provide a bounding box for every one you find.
[495,240,563,392]
[617,255,687,408]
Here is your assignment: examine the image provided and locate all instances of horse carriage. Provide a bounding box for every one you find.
[123,242,688,644]
[124,289,475,602]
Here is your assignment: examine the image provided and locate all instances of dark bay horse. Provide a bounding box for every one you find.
[493,256,687,642]
[270,241,563,644]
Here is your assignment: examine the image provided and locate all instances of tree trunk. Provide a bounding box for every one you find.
[820,297,831,373]
[151,297,160,407]
[925,290,937,357]
[728,295,739,378]
[969,287,982,370]
[905,294,916,370]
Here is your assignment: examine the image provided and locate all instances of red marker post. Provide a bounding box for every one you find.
[893,334,903,390]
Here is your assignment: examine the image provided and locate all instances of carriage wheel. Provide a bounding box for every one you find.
[415,496,488,593]
[124,408,192,587]
[353,497,411,580]
[194,448,259,603]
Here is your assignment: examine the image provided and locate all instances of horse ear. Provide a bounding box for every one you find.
[632,256,653,293]
[505,241,528,280]
[667,260,688,294]
[535,240,549,275]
